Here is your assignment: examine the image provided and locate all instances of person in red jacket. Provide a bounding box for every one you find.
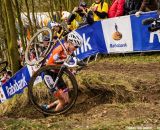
[108,0,125,18]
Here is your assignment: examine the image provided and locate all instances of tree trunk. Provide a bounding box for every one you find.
[14,0,26,51]
[0,0,8,61]
[31,0,37,32]
[24,0,33,36]
[2,0,11,64]
[49,0,54,21]
[4,0,21,74]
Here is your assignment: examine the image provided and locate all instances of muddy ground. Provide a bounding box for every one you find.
[0,54,160,130]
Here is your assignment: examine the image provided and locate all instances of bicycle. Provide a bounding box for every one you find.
[25,27,53,66]
[25,22,70,66]
[26,27,85,115]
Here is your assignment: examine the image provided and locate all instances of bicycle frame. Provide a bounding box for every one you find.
[48,54,74,89]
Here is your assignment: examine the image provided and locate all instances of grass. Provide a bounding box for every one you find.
[0,118,46,130]
[97,53,160,64]
[0,54,160,129]
[0,88,28,116]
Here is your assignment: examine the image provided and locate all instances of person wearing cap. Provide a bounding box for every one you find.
[61,11,79,31]
[67,2,94,28]
[90,0,108,21]
[50,22,68,39]
[1,69,12,85]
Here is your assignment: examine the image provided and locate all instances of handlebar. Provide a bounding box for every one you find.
[64,57,78,68]
[63,55,86,68]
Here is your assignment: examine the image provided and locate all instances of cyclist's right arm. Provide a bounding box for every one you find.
[46,45,65,65]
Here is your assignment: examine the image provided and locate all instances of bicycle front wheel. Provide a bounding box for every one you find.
[28,65,78,115]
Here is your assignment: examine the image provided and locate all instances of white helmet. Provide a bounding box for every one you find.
[67,31,83,47]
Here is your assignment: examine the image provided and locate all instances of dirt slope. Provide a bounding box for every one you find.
[0,54,160,130]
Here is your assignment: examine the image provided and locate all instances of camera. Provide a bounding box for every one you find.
[142,17,160,32]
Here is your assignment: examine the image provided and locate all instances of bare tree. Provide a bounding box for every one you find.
[14,0,26,51]
[3,0,21,74]
[0,0,8,61]
[31,0,37,32]
[24,0,33,35]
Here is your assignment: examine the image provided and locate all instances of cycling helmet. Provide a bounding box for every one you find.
[67,31,83,48]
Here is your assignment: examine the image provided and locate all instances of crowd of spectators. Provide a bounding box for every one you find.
[2,0,159,85]
[17,0,160,68]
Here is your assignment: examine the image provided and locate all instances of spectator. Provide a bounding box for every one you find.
[61,11,78,31]
[51,22,68,39]
[1,69,12,85]
[158,0,160,14]
[124,0,143,15]
[108,0,125,18]
[135,0,160,17]
[67,2,94,28]
[90,0,108,21]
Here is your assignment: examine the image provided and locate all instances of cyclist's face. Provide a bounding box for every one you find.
[68,41,76,52]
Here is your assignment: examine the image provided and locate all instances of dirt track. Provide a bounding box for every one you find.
[0,55,160,129]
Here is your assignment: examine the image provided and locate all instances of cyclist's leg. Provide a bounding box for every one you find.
[43,70,58,91]
[43,70,59,109]
[43,70,69,111]
[57,77,70,103]
[54,77,70,111]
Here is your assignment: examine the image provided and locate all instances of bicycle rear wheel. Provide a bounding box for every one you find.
[25,27,53,66]
[28,65,78,115]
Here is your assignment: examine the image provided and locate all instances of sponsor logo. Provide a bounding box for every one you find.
[0,87,6,103]
[149,30,160,43]
[6,74,27,97]
[112,23,122,41]
[110,43,127,48]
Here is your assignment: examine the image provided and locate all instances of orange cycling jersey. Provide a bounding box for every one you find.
[47,45,67,65]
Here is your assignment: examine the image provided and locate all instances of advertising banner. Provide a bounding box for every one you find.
[102,16,134,53]
[1,66,31,100]
[130,11,160,51]
[76,21,107,59]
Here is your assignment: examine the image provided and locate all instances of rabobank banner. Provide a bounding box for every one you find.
[1,11,160,103]
[101,15,134,53]
[0,66,31,103]
[75,11,160,58]
[76,21,107,59]
[130,11,160,51]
